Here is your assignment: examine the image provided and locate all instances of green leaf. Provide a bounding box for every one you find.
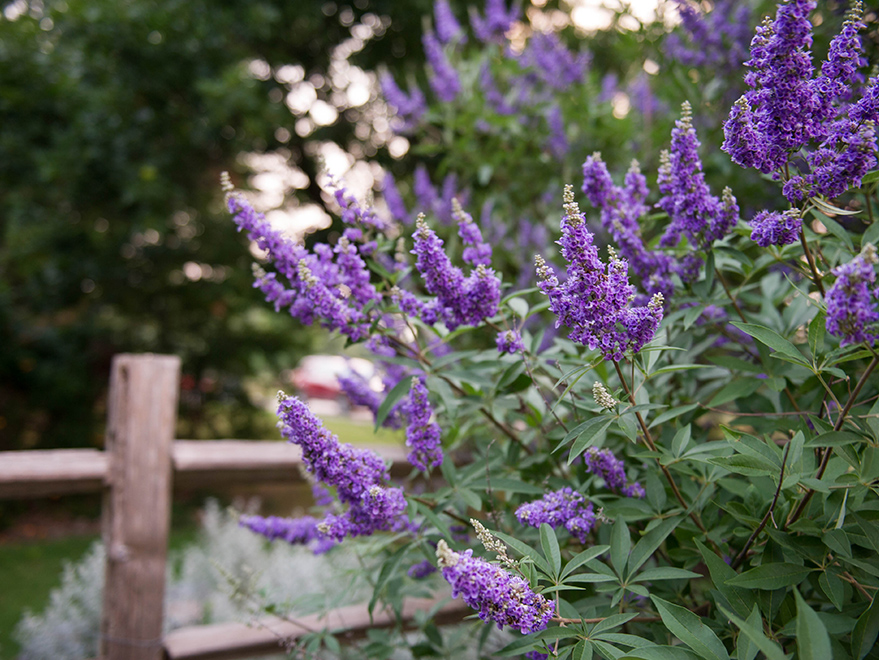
[719,605,786,660]
[620,647,700,660]
[852,595,879,660]
[651,595,730,660]
[695,539,755,617]
[819,570,846,611]
[726,563,814,589]
[812,207,856,249]
[375,376,413,430]
[650,404,700,429]
[591,613,639,635]
[561,545,611,580]
[368,545,408,615]
[632,567,702,582]
[707,454,777,477]
[672,424,692,457]
[507,296,529,320]
[729,321,811,366]
[540,523,561,578]
[567,417,616,464]
[809,310,826,357]
[795,589,832,660]
[708,379,763,407]
[806,431,863,447]
[861,169,879,185]
[456,487,482,511]
[628,517,683,577]
[683,305,705,330]
[735,604,761,660]
[611,519,631,577]
[811,196,863,216]
[573,640,594,660]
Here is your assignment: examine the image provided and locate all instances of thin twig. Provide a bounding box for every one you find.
[731,444,790,569]
[786,355,879,528]
[613,361,712,540]
[799,228,826,296]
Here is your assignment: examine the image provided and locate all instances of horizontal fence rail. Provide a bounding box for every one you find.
[0,441,408,498]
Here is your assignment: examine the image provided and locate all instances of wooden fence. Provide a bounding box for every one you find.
[0,354,465,660]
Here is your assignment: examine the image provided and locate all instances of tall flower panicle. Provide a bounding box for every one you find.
[227,191,375,342]
[380,73,427,133]
[826,245,879,347]
[277,393,389,505]
[470,0,519,43]
[318,485,409,541]
[722,0,877,200]
[582,154,675,299]
[453,198,491,266]
[519,32,590,91]
[515,488,595,543]
[434,0,464,44]
[537,186,663,361]
[658,102,738,252]
[412,215,500,329]
[329,176,389,232]
[239,514,336,553]
[584,447,644,498]
[423,29,461,103]
[404,377,443,471]
[665,0,752,73]
[592,382,616,410]
[436,540,554,634]
[382,172,410,224]
[749,208,802,247]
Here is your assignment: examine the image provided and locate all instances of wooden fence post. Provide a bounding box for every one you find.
[100,354,180,660]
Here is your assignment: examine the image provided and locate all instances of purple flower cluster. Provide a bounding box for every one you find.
[518,32,590,92]
[584,447,644,498]
[515,488,595,543]
[382,172,410,225]
[423,29,461,103]
[404,377,443,471]
[413,165,469,226]
[275,393,408,542]
[470,0,519,43]
[433,0,464,44]
[329,176,389,232]
[496,329,524,354]
[239,514,337,554]
[408,559,438,579]
[582,154,676,299]
[749,209,802,247]
[723,1,879,201]
[227,194,378,342]
[436,540,555,633]
[380,74,427,133]
[411,214,501,330]
[825,247,879,347]
[537,186,664,362]
[453,198,492,266]
[665,0,752,73]
[658,102,739,253]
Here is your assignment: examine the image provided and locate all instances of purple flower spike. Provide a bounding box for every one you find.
[453,199,492,266]
[749,209,802,247]
[826,247,879,347]
[434,0,464,44]
[584,447,643,498]
[658,102,738,251]
[239,514,320,545]
[382,172,410,224]
[408,559,438,579]
[536,186,663,362]
[405,377,444,471]
[380,74,427,133]
[470,0,519,43]
[515,488,595,543]
[436,540,554,634]
[423,29,461,103]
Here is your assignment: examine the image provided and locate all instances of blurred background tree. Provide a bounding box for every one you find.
[0,0,439,451]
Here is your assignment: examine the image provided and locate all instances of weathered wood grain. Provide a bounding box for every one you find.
[0,449,107,498]
[101,354,181,660]
[162,597,469,660]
